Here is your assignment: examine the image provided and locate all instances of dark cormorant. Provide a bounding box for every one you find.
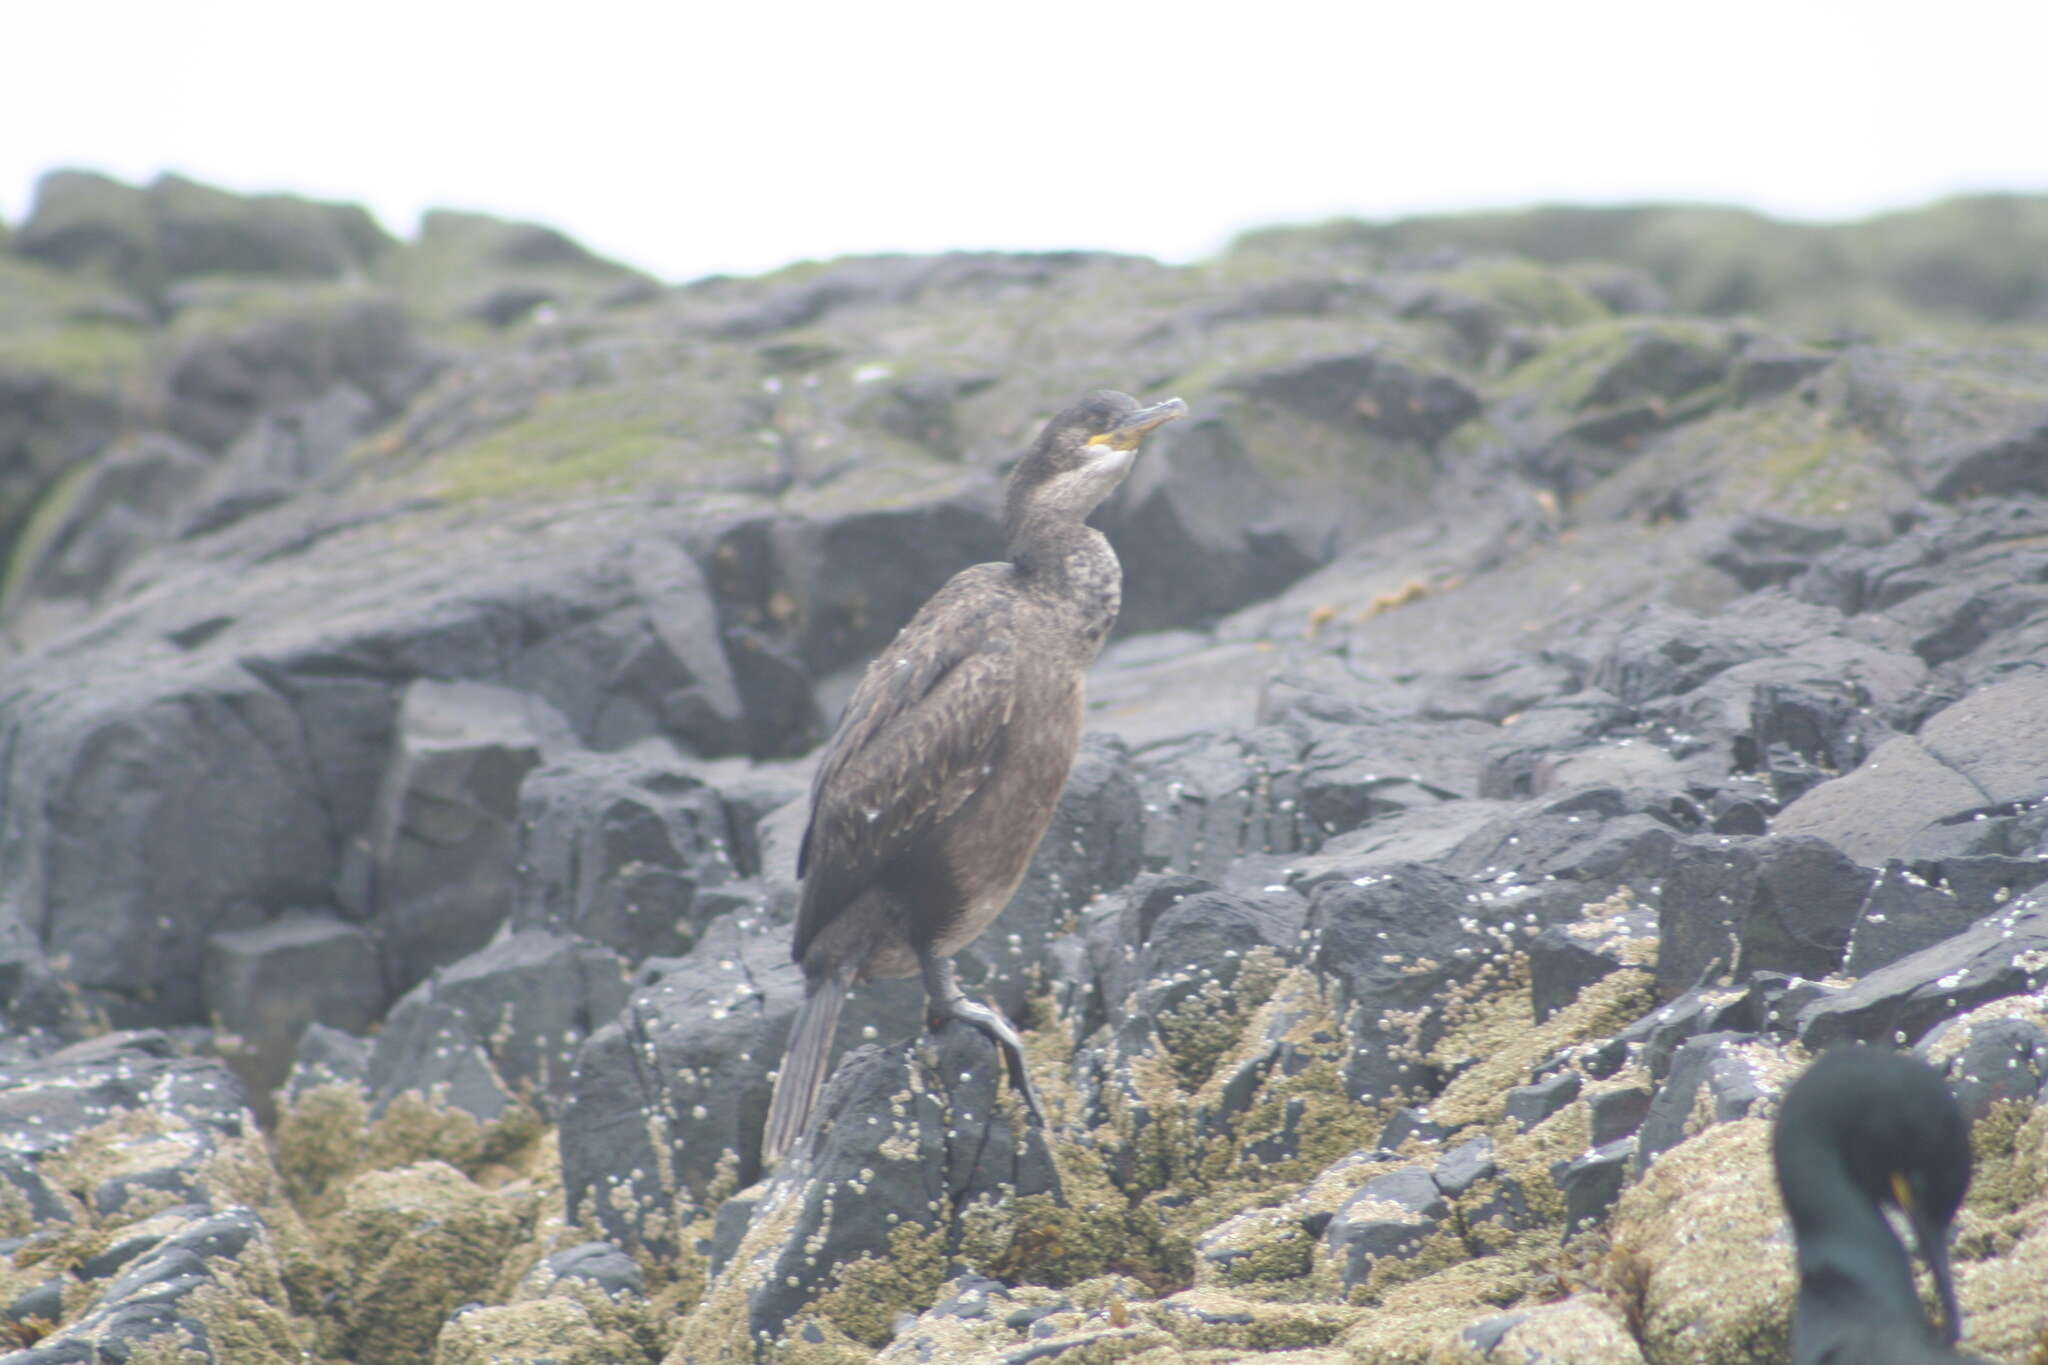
[761,390,1187,1166]
[1772,1044,1975,1365]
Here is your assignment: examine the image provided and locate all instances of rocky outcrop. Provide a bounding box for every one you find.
[1,171,2046,1363]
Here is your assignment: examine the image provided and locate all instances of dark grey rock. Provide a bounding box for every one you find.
[1432,1136,1496,1198]
[542,1241,646,1300]
[202,910,381,1099]
[282,1021,372,1099]
[363,996,516,1122]
[1504,1071,1582,1130]
[0,1151,73,1227]
[1435,1134,1528,1234]
[1230,349,1481,447]
[3,431,213,616]
[1586,1083,1653,1147]
[0,657,352,1026]
[1325,1165,1450,1289]
[1136,726,1310,879]
[1473,691,1629,800]
[1790,498,2048,681]
[1798,891,2048,1048]
[1590,598,1824,707]
[1595,989,1737,1082]
[369,928,627,1115]
[1079,878,1302,1038]
[1635,1031,1779,1169]
[4,1275,65,1328]
[157,293,435,452]
[77,1209,198,1282]
[928,1273,1012,1320]
[1920,1014,2048,1119]
[1915,674,2048,805]
[0,1036,249,1202]
[558,914,818,1253]
[1553,1137,1634,1235]
[1730,972,1839,1037]
[180,383,381,535]
[713,1021,1059,1349]
[1528,904,1659,1022]
[21,1208,267,1365]
[1923,414,2048,503]
[1378,1107,1450,1149]
[1067,877,1305,1146]
[707,1188,760,1280]
[1773,733,1989,865]
[1102,415,1325,635]
[1457,1311,1530,1359]
[1706,512,1854,592]
[1443,788,1679,890]
[366,679,554,996]
[1654,834,1873,996]
[509,744,750,963]
[1845,861,1987,975]
[1291,714,1480,842]
[0,906,88,1051]
[1307,862,1545,1105]
[765,492,1005,676]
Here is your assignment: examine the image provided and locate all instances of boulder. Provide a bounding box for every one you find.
[364,679,555,995]
[1654,833,1873,995]
[327,1161,529,1365]
[1306,862,1540,1105]
[677,1022,1059,1355]
[1798,890,2048,1048]
[369,929,629,1116]
[203,909,382,1099]
[509,743,753,963]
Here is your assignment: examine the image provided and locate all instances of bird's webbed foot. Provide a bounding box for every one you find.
[920,955,1047,1129]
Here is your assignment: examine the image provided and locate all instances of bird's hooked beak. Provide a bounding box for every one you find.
[1087,396,1188,451]
[1894,1171,1964,1345]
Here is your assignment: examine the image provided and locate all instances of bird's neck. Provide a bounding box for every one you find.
[1008,519,1121,650]
[1785,1159,1937,1354]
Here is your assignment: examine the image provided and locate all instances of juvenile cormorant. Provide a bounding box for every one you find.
[1772,1044,1975,1365]
[761,390,1187,1166]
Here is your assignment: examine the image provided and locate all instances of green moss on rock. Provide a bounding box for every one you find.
[324,1160,533,1365]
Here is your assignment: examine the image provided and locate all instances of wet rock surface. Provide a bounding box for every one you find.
[2,172,2047,1362]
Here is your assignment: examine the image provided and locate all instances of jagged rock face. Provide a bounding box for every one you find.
[2,172,2048,1363]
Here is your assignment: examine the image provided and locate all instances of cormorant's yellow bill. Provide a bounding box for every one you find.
[1086,397,1188,450]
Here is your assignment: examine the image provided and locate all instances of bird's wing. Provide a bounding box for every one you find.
[793,567,1018,962]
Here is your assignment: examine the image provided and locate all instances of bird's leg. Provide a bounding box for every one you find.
[918,950,1046,1129]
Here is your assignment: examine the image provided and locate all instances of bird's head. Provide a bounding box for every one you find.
[1004,390,1187,534]
[1775,1044,1974,1350]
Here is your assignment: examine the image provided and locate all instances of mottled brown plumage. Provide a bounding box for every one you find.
[761,390,1186,1166]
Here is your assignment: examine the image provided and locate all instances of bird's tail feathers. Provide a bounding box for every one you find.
[761,974,848,1168]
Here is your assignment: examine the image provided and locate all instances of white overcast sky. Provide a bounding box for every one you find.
[5,0,2045,283]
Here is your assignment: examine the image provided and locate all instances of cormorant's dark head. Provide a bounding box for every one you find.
[1774,1045,1973,1357]
[1004,390,1187,537]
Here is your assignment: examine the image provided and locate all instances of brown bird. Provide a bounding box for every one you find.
[760,390,1186,1166]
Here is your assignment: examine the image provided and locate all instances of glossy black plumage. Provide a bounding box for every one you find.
[761,390,1186,1166]
[1773,1045,1976,1365]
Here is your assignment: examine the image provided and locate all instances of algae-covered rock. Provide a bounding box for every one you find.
[1606,1119,1795,1365]
[675,1021,1058,1359]
[1431,1295,1647,1365]
[325,1160,532,1365]
[432,1298,630,1365]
